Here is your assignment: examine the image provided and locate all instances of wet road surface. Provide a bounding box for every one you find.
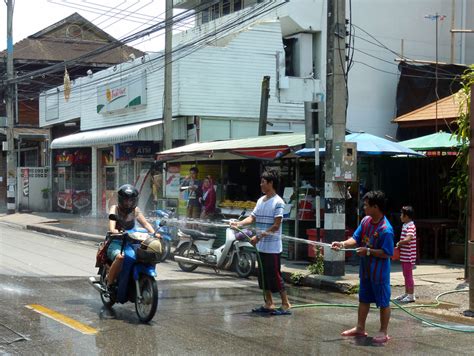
[1,225,473,355]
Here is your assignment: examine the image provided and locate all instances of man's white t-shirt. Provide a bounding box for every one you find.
[251,194,285,253]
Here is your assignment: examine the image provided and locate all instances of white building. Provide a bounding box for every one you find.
[39,0,474,215]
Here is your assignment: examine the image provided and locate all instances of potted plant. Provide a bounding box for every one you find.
[448,229,465,264]
[41,188,50,199]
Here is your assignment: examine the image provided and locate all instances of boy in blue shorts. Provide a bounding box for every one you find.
[332,190,394,343]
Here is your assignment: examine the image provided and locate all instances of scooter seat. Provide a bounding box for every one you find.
[180,228,216,240]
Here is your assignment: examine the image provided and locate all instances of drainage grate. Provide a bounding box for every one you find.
[0,323,29,345]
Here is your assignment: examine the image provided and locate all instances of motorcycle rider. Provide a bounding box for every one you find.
[106,184,160,287]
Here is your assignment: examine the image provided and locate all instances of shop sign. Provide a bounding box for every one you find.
[165,164,181,198]
[96,71,147,114]
[55,150,91,166]
[55,152,74,166]
[115,142,159,160]
[102,150,115,166]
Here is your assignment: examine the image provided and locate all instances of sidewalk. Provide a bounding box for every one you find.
[0,212,471,321]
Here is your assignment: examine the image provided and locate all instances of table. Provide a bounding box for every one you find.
[415,218,457,264]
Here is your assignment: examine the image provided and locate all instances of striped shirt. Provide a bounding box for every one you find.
[251,194,285,253]
[353,216,394,284]
[400,221,416,264]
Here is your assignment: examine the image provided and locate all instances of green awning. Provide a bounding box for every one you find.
[398,131,466,151]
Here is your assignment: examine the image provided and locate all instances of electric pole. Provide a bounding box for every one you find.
[323,0,347,276]
[258,76,270,136]
[467,83,474,316]
[5,0,16,214]
[163,0,173,151]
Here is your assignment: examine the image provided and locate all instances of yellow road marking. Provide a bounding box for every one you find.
[25,304,98,335]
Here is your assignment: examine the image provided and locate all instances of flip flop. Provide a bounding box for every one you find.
[373,335,391,344]
[270,307,292,316]
[341,329,368,337]
[251,306,274,313]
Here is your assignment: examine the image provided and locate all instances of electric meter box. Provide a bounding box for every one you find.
[332,142,357,182]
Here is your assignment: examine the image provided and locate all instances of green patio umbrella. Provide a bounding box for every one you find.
[398,131,466,151]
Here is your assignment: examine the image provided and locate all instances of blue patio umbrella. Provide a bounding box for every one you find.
[295,132,424,157]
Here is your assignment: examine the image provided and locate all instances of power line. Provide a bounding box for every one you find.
[15,1,284,102]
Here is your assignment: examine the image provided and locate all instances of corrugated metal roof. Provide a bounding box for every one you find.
[51,121,163,149]
[393,91,468,125]
[158,133,306,156]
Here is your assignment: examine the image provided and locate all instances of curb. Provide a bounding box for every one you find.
[26,224,103,243]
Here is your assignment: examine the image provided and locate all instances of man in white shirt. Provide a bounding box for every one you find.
[231,169,291,315]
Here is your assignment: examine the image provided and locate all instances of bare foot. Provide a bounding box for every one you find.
[341,327,367,337]
[373,331,390,343]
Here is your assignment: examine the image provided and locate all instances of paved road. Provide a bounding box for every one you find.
[1,225,473,355]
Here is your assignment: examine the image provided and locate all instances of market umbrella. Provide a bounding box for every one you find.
[398,131,466,151]
[295,132,424,157]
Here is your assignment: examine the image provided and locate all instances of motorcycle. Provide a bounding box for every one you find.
[173,223,256,278]
[148,209,175,262]
[89,214,160,323]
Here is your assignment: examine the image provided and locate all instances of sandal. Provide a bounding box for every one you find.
[270,307,292,316]
[251,306,274,313]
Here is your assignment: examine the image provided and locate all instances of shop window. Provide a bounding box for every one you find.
[283,37,297,77]
[234,0,242,11]
[223,0,231,15]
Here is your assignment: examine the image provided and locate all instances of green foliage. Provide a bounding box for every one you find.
[290,272,305,285]
[307,246,324,275]
[443,65,473,227]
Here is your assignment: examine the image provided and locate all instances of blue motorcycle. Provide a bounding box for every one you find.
[89,214,160,323]
[148,209,176,262]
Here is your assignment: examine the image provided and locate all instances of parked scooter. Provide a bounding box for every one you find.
[174,216,256,278]
[89,214,161,323]
[148,209,175,262]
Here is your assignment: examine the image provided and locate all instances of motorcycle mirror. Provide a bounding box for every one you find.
[108,213,118,221]
[238,209,247,220]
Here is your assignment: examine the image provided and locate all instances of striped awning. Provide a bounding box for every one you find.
[51,121,164,149]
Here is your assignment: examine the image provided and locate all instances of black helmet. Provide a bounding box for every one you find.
[117,184,139,213]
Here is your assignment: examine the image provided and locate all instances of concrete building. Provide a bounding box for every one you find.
[39,0,474,215]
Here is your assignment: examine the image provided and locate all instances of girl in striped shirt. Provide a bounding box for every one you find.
[395,206,417,303]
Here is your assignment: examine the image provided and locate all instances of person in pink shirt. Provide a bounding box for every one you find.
[200,176,216,219]
[395,206,417,303]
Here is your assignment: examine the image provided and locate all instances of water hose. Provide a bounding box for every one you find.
[164,218,474,332]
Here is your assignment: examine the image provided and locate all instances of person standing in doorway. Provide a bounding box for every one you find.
[331,190,394,343]
[181,166,202,218]
[395,205,417,303]
[230,169,291,315]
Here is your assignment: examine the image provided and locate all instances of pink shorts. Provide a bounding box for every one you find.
[401,262,414,289]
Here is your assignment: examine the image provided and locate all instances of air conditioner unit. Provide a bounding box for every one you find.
[0,116,7,128]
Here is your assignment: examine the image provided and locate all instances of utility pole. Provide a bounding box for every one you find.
[258,76,270,136]
[163,0,173,151]
[467,84,474,316]
[424,13,446,132]
[5,0,16,214]
[323,0,347,276]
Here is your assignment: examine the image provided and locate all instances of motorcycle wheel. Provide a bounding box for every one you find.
[99,267,115,308]
[135,275,158,323]
[234,250,256,278]
[159,239,171,262]
[176,243,199,272]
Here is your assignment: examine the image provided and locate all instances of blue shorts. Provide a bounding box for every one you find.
[359,278,391,308]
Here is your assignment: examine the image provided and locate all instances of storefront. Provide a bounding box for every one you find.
[53,148,92,213]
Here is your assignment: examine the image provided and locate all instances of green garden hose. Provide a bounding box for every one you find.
[230,226,473,333]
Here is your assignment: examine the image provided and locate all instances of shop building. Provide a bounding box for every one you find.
[0,12,143,210]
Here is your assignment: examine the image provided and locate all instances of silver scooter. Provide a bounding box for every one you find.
[174,223,256,278]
